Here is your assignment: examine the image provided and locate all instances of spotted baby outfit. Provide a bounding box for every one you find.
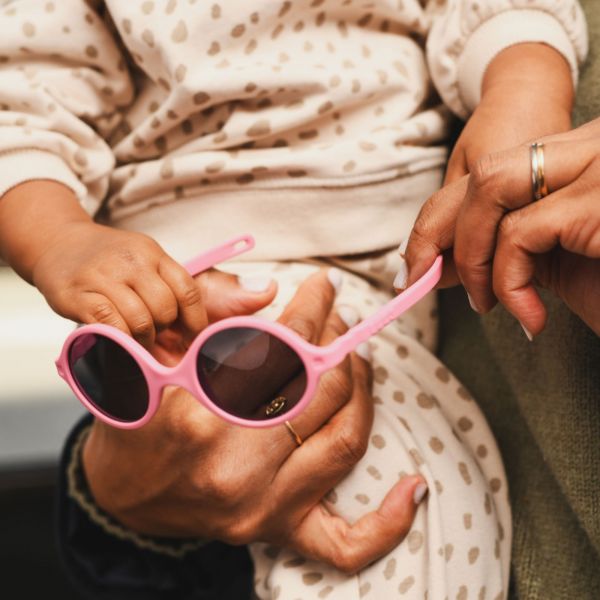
[0,2,587,599]
[0,0,587,260]
[220,251,510,600]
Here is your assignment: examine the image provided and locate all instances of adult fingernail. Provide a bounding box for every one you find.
[238,275,273,293]
[393,260,408,290]
[338,305,359,328]
[413,482,428,505]
[356,342,372,362]
[397,238,408,257]
[327,268,343,294]
[520,322,533,341]
[466,292,480,313]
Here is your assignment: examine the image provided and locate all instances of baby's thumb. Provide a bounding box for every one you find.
[196,269,277,323]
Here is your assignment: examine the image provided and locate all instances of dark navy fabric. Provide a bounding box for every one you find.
[55,416,253,600]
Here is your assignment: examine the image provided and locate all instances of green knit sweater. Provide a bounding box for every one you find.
[438,4,600,597]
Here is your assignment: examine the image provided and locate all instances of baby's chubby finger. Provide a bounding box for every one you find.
[158,255,208,339]
[77,291,132,338]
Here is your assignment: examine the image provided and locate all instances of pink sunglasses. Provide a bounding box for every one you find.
[56,235,442,429]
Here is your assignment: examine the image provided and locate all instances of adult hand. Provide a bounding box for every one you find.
[395,44,574,291]
[404,118,600,338]
[83,269,426,574]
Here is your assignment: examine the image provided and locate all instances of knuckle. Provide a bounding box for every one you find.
[333,420,368,468]
[406,223,440,262]
[321,367,352,403]
[330,546,362,574]
[285,317,316,342]
[178,284,203,309]
[154,302,178,327]
[497,211,519,240]
[89,302,117,324]
[471,153,502,191]
[130,317,153,338]
[221,516,261,546]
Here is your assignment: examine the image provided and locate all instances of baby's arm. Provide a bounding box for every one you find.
[0,2,209,346]
[0,179,207,347]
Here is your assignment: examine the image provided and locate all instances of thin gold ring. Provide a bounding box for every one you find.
[530,142,549,201]
[284,420,303,447]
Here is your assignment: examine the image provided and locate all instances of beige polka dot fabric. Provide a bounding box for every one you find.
[0,1,587,259]
[222,250,512,600]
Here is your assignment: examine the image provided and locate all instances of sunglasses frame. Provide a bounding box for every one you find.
[56,235,442,429]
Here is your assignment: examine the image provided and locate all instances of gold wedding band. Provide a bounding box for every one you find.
[530,142,549,201]
[284,420,303,447]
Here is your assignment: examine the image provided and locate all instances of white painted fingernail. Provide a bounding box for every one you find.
[413,482,428,505]
[338,305,359,328]
[520,322,533,341]
[466,292,480,313]
[356,342,372,362]
[327,268,343,294]
[398,238,408,257]
[393,260,408,290]
[238,275,273,293]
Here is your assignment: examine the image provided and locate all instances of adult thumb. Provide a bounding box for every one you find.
[196,268,278,323]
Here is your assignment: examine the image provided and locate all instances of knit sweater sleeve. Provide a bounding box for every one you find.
[0,0,134,215]
[425,0,589,119]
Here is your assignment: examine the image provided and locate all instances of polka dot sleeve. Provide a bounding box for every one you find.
[0,1,134,214]
[425,0,588,119]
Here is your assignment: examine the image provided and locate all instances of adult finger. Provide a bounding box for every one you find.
[454,139,594,313]
[158,255,208,341]
[402,176,468,289]
[280,306,361,449]
[493,160,600,337]
[290,474,427,573]
[195,268,277,324]
[444,143,468,185]
[277,268,340,343]
[273,352,374,513]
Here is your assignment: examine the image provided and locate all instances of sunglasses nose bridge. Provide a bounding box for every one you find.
[162,361,198,395]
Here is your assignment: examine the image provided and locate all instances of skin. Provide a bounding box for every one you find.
[404,118,600,337]
[83,271,427,573]
[0,41,581,571]
[399,43,600,335]
[0,180,217,348]
[402,43,574,288]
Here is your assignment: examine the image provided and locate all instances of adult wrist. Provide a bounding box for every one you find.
[77,425,207,557]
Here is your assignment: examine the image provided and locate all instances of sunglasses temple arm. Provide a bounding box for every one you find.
[317,256,443,370]
[182,235,256,277]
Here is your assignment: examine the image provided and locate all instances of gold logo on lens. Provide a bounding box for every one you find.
[265,396,287,416]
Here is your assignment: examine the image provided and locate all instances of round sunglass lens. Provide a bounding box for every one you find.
[196,327,307,422]
[68,333,149,423]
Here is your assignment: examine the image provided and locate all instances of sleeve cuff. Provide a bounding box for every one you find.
[0,148,87,200]
[66,425,208,559]
[457,9,579,114]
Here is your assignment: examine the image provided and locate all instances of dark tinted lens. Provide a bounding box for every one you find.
[197,327,307,421]
[68,333,149,423]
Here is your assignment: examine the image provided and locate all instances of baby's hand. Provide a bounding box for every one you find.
[32,221,207,348]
